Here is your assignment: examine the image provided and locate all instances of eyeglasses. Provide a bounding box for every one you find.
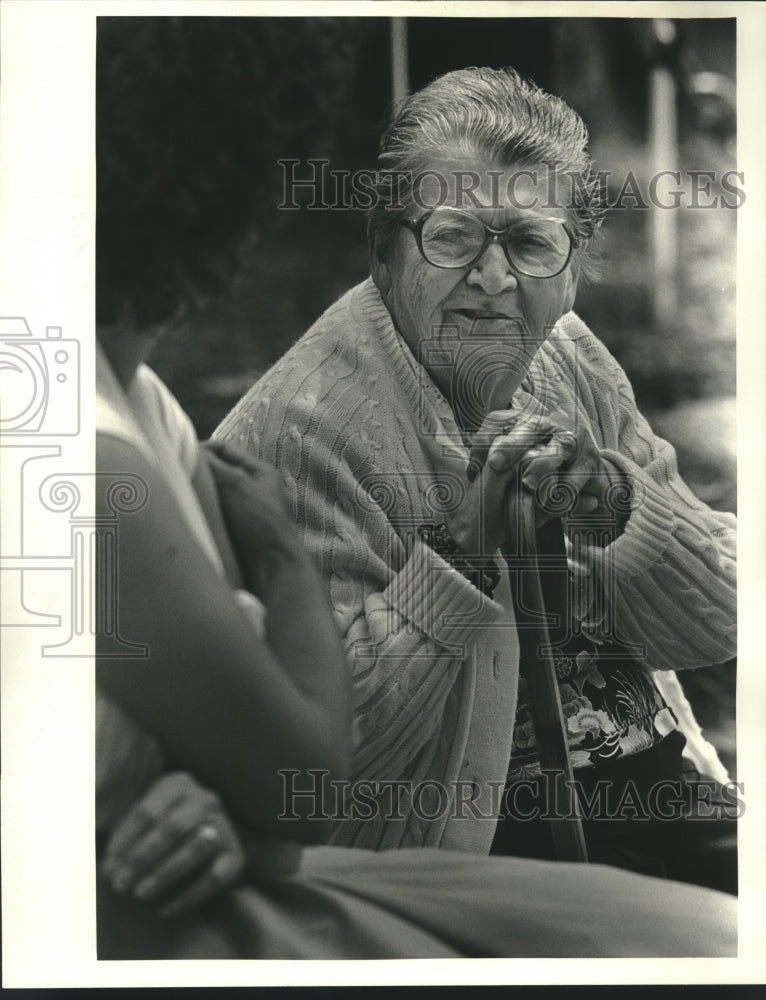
[398,208,579,278]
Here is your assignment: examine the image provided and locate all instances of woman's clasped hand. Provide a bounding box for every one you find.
[455,400,628,550]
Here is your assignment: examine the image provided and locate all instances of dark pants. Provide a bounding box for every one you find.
[490,732,738,896]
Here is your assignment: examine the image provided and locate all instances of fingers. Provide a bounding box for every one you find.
[468,408,571,479]
[467,417,508,482]
[107,814,245,918]
[204,439,255,468]
[204,445,289,525]
[107,795,216,893]
[130,821,221,901]
[572,492,600,516]
[136,821,245,914]
[204,440,279,483]
[159,849,246,919]
[470,410,608,536]
[529,468,610,524]
[483,416,564,477]
[103,772,200,878]
[467,394,550,477]
[519,428,583,494]
[102,772,244,912]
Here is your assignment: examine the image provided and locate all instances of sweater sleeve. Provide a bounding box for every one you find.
[216,379,507,787]
[557,316,736,671]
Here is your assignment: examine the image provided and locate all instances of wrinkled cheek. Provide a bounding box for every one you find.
[407,268,439,336]
[521,285,569,341]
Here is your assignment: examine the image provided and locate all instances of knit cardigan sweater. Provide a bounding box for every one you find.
[216,278,736,854]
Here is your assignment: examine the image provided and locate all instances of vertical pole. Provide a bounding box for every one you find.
[505,489,588,863]
[390,17,409,108]
[649,19,679,328]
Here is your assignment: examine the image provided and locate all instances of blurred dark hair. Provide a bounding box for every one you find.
[367,66,604,277]
[96,16,356,328]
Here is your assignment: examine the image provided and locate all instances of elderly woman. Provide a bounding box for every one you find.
[93,28,739,956]
[217,67,736,889]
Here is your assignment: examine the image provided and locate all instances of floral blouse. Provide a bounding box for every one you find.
[508,631,679,781]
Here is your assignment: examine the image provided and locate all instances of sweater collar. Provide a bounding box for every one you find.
[349,278,471,460]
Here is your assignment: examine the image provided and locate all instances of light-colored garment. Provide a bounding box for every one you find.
[95,343,736,959]
[97,837,737,959]
[216,278,736,851]
[95,344,266,826]
[96,345,266,642]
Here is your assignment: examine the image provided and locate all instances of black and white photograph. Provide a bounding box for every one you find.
[1,0,764,987]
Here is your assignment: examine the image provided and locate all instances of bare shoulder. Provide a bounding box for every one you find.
[95,431,191,548]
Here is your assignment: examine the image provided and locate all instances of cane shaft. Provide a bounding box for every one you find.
[505,489,588,863]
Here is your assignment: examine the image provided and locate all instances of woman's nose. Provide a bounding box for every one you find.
[465,240,518,295]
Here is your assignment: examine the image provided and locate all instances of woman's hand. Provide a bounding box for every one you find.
[203,440,305,594]
[101,772,246,919]
[451,404,628,556]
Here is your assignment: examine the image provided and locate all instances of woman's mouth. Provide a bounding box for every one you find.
[447,309,526,334]
[452,309,513,320]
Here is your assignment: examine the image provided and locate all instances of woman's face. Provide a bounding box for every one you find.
[380,157,579,427]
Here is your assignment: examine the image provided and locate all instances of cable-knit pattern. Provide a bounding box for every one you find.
[520,314,736,671]
[216,278,736,849]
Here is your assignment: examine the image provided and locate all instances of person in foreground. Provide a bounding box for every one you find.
[217,66,736,889]
[96,323,736,959]
[94,31,735,956]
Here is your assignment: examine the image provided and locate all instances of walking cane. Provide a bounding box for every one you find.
[504,485,589,863]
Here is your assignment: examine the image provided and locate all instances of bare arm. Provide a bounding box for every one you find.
[97,433,349,842]
[203,441,352,719]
